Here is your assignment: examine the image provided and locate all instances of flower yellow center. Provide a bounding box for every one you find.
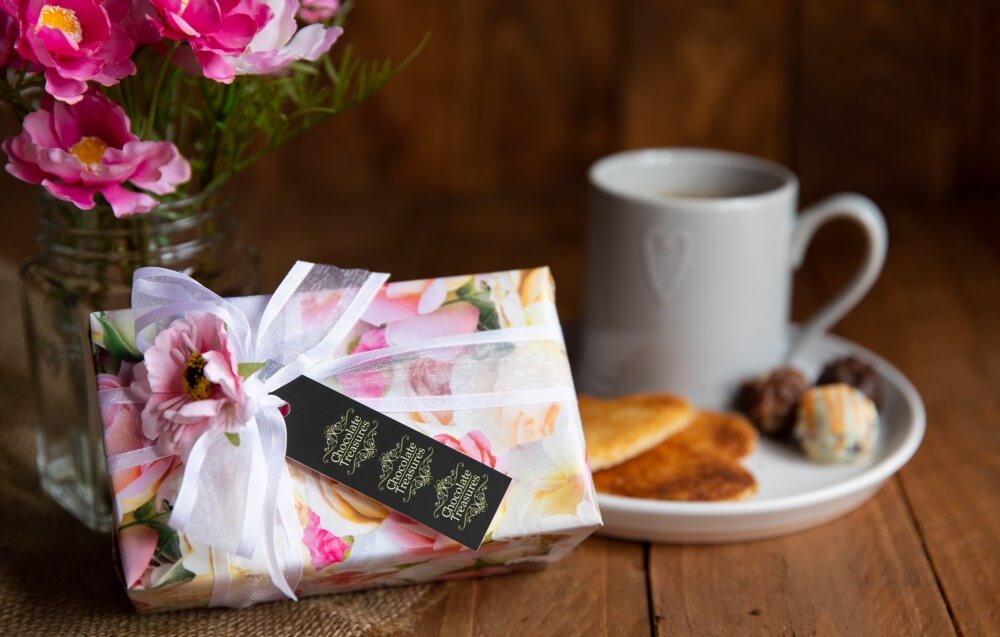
[68,137,107,168]
[182,352,214,400]
[179,0,190,13]
[36,5,83,44]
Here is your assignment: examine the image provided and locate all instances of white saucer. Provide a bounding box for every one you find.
[595,332,925,543]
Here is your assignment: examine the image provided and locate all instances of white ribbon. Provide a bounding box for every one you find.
[100,262,575,606]
[117,261,387,602]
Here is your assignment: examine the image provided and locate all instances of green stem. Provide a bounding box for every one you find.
[143,42,181,139]
[0,77,31,119]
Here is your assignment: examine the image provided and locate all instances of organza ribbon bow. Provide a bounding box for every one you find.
[98,262,576,606]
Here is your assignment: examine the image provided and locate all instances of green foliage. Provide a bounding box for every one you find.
[121,31,427,199]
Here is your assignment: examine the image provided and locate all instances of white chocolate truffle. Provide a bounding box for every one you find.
[795,384,878,463]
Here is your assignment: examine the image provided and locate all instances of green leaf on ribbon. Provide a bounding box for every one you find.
[95,315,142,361]
[237,362,265,379]
[225,432,240,447]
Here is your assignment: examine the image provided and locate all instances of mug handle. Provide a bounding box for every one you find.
[789,193,888,357]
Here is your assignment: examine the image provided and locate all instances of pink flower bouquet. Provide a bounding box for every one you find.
[1,0,416,216]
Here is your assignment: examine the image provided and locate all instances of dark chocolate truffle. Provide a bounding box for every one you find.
[736,366,810,438]
[817,356,883,407]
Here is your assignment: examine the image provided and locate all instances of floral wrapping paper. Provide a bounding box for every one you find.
[90,267,602,612]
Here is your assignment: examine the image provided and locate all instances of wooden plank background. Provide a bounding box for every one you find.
[2,0,997,287]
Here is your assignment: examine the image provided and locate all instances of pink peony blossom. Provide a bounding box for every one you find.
[130,311,252,456]
[351,327,387,354]
[1,92,191,216]
[303,509,349,569]
[434,430,505,473]
[229,0,341,76]
[9,0,136,103]
[297,0,337,23]
[146,0,272,83]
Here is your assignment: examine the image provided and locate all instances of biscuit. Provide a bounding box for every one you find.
[592,410,758,502]
[579,394,695,471]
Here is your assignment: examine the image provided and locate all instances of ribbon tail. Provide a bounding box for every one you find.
[167,429,217,537]
[167,427,258,558]
[257,405,298,600]
[277,465,305,598]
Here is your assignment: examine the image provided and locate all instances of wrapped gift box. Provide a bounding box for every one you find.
[90,265,601,612]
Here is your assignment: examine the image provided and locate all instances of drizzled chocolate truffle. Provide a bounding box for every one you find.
[736,366,810,438]
[818,356,882,407]
[795,384,878,463]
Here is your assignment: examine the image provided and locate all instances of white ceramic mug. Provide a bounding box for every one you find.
[577,148,888,408]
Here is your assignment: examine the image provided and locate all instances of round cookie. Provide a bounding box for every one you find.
[794,384,878,463]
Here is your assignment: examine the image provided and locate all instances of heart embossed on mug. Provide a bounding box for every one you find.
[643,226,691,306]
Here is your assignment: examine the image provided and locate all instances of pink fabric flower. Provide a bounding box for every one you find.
[9,0,136,103]
[351,327,387,354]
[130,311,252,456]
[2,92,191,217]
[147,0,272,83]
[303,509,349,569]
[297,0,337,23]
[434,430,505,473]
[229,0,341,75]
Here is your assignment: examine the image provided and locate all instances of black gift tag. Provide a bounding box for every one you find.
[275,376,511,550]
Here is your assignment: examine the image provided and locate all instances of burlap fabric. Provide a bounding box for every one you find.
[0,265,443,636]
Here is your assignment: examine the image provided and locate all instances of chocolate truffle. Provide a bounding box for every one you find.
[817,355,883,407]
[795,384,878,464]
[736,366,810,437]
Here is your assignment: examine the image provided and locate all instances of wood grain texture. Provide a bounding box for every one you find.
[648,480,955,636]
[860,206,999,636]
[260,0,615,197]
[407,538,650,636]
[787,201,1000,636]
[794,0,966,201]
[618,0,791,163]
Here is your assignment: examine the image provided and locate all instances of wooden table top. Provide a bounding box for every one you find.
[0,188,994,636]
[392,200,997,636]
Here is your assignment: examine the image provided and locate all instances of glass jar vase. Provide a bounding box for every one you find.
[20,193,259,531]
